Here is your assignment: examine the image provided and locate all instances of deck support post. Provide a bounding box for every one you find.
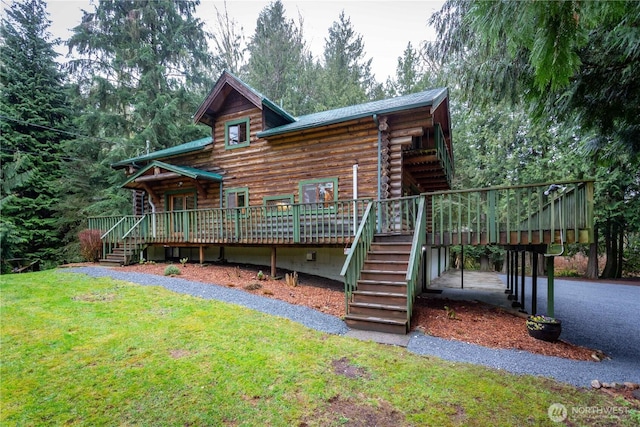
[460,245,464,289]
[508,251,516,300]
[532,251,538,315]
[270,246,277,278]
[512,251,521,308]
[505,249,511,294]
[519,250,526,312]
[199,245,204,264]
[546,256,555,318]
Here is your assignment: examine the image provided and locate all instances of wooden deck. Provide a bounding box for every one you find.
[88,180,594,265]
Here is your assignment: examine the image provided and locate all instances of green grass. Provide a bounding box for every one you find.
[1,270,636,426]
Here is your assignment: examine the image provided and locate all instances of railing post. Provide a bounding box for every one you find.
[547,256,555,318]
[488,190,497,243]
[293,204,300,243]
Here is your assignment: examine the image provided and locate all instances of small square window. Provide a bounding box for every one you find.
[264,195,294,216]
[225,118,250,149]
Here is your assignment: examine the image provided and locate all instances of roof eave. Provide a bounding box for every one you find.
[111,137,212,169]
[257,96,444,139]
[121,160,222,188]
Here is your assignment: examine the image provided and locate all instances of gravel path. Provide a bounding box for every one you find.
[63,267,348,335]
[63,267,639,388]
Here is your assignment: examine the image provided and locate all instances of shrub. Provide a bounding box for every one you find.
[164,265,181,276]
[78,229,102,262]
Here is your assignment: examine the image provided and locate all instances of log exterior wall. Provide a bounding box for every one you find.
[143,108,382,212]
[123,95,443,216]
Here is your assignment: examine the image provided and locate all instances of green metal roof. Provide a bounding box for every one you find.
[112,136,213,168]
[122,160,222,188]
[257,87,449,138]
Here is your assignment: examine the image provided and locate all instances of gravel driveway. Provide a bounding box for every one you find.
[63,267,639,388]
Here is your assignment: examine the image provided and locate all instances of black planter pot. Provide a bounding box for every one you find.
[526,316,562,342]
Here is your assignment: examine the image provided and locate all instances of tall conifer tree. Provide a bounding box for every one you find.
[244,0,319,115]
[0,0,70,266]
[67,0,214,155]
[320,11,380,109]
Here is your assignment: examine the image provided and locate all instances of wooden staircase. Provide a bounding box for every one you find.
[99,241,145,267]
[345,234,412,334]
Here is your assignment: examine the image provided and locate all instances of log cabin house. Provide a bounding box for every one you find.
[91,71,594,333]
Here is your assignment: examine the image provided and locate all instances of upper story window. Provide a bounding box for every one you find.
[225,117,250,149]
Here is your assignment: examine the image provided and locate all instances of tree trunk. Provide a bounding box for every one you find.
[585,224,599,279]
[616,225,624,278]
[601,221,619,278]
[601,221,612,278]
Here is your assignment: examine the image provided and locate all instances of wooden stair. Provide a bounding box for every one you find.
[99,242,145,267]
[345,233,412,334]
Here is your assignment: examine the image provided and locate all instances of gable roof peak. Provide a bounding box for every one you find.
[193,71,295,127]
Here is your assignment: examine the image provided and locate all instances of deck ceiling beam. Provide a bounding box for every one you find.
[135,172,181,182]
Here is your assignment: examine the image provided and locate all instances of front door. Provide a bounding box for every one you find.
[168,192,196,238]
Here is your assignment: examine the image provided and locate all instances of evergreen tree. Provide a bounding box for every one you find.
[320,11,379,108]
[429,0,640,277]
[244,0,319,115]
[387,42,433,96]
[59,0,216,260]
[66,0,214,155]
[0,0,71,266]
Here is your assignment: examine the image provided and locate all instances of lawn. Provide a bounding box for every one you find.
[1,270,637,426]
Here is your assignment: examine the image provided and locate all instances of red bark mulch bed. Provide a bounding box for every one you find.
[94,261,606,362]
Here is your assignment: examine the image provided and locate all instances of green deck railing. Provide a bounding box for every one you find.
[341,196,425,316]
[405,196,426,324]
[340,202,375,313]
[425,180,594,246]
[88,199,372,248]
[435,123,453,188]
[89,215,143,259]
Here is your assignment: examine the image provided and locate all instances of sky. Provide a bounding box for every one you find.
[43,0,444,82]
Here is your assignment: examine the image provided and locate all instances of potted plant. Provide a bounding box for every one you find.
[526,315,562,342]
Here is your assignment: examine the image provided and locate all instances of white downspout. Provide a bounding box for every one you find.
[352,162,358,235]
[148,194,157,238]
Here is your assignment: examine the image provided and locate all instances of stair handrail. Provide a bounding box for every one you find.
[121,215,147,264]
[340,201,375,314]
[100,216,128,240]
[100,216,137,262]
[405,196,426,326]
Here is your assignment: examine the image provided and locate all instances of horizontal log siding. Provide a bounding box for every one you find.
[204,110,380,207]
[130,107,436,212]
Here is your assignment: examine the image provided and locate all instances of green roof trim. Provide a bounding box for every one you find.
[261,96,296,123]
[121,160,222,188]
[193,71,296,127]
[225,71,296,121]
[257,88,448,138]
[112,136,213,168]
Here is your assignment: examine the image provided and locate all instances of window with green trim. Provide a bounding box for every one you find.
[225,117,250,149]
[264,194,294,216]
[299,178,337,210]
[226,187,249,214]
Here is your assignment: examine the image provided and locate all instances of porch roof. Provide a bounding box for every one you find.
[111,136,213,169]
[121,160,222,189]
